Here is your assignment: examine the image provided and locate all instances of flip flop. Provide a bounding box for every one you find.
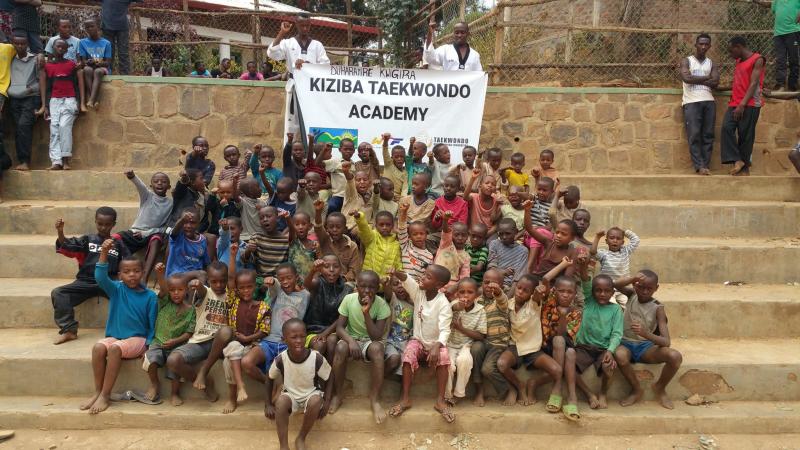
[0,430,14,442]
[434,404,456,423]
[111,390,162,405]
[545,394,562,413]
[388,403,411,417]
[562,403,581,421]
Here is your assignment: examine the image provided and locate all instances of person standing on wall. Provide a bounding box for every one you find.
[423,21,482,71]
[679,33,719,176]
[100,0,137,75]
[756,0,800,91]
[267,13,330,134]
[720,36,765,176]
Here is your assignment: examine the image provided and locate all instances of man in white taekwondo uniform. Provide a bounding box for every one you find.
[423,21,482,72]
[268,13,330,134]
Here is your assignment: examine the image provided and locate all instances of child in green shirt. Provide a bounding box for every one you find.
[143,263,196,406]
[573,254,623,410]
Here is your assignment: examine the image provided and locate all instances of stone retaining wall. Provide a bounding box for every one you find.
[16,78,799,175]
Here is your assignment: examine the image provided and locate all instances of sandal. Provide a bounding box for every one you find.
[545,394,562,413]
[434,404,455,423]
[562,403,581,421]
[388,403,411,418]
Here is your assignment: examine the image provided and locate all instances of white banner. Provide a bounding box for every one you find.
[291,64,488,164]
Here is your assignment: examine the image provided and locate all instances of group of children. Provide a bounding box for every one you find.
[51,134,681,447]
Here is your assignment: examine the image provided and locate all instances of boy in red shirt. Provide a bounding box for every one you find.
[37,38,82,170]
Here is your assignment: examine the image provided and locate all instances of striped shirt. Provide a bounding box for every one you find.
[398,221,434,281]
[447,302,487,349]
[597,230,640,279]
[530,197,553,228]
[218,162,249,193]
[247,232,290,277]
[487,240,529,290]
[466,244,489,283]
[479,293,512,347]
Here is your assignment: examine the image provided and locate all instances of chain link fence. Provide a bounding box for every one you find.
[413,0,774,87]
[40,0,385,77]
[494,0,774,87]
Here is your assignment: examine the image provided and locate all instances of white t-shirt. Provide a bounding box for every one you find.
[188,288,229,344]
[424,43,482,71]
[509,299,542,356]
[682,55,714,105]
[269,349,331,401]
[267,37,330,76]
[402,276,452,350]
[324,158,347,198]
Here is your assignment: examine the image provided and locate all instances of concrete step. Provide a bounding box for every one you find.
[1,329,798,402]
[2,234,798,283]
[4,199,799,238]
[630,236,800,283]
[3,279,798,339]
[3,170,799,202]
[11,429,800,450]
[0,396,798,436]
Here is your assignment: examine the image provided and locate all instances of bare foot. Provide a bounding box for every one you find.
[502,389,517,406]
[144,384,159,402]
[62,161,71,170]
[236,385,248,403]
[48,164,63,171]
[80,392,100,410]
[524,378,539,405]
[327,395,342,415]
[171,394,183,406]
[518,389,534,406]
[699,168,711,176]
[588,393,600,409]
[729,160,745,175]
[473,389,485,407]
[620,388,643,407]
[203,378,219,403]
[193,371,207,390]
[13,163,29,171]
[653,385,674,409]
[295,435,308,450]
[54,331,78,345]
[596,394,608,409]
[89,395,109,414]
[222,399,237,414]
[371,400,387,424]
[81,103,89,113]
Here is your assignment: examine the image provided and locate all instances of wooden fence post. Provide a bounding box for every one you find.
[345,0,354,65]
[492,4,505,85]
[253,0,262,64]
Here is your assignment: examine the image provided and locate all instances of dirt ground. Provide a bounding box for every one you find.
[3,430,800,450]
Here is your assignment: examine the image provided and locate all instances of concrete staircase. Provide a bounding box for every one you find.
[0,170,799,437]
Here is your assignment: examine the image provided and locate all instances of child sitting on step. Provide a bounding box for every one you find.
[82,240,157,414]
[303,256,354,364]
[613,270,682,410]
[184,136,215,187]
[265,319,333,450]
[51,207,130,345]
[143,263,195,406]
[166,208,210,284]
[591,227,641,307]
[388,264,454,423]
[114,170,172,285]
[331,270,391,424]
[446,278,486,404]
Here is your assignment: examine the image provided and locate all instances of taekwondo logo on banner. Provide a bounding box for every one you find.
[289,64,488,164]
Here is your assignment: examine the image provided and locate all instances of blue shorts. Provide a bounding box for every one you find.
[258,340,288,372]
[622,340,654,363]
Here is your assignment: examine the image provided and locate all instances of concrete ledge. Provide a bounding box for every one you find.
[0,329,798,402]
[2,280,798,339]
[1,396,798,435]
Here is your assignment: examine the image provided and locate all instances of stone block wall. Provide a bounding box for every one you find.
[17,79,800,175]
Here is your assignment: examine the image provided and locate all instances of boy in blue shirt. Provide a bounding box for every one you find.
[251,144,282,196]
[81,239,158,414]
[166,208,210,283]
[78,19,111,109]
